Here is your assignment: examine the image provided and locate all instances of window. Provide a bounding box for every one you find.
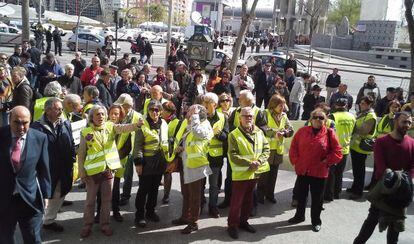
[388,56,394,60]
[376,55,382,59]
[400,65,407,68]
[9,28,18,34]
[401,57,407,61]
[78,34,86,40]
[0,27,7,33]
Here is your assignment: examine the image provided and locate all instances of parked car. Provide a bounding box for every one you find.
[66,33,121,53]
[99,27,116,38]
[118,28,140,41]
[0,23,31,45]
[204,49,244,72]
[140,31,157,42]
[243,53,320,82]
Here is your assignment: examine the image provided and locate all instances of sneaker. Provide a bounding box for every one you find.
[172,218,189,226]
[113,212,124,222]
[288,216,305,224]
[101,226,113,236]
[266,197,277,204]
[239,222,256,233]
[146,212,160,222]
[43,222,64,232]
[135,219,147,228]
[208,207,220,218]
[181,223,198,234]
[227,227,238,239]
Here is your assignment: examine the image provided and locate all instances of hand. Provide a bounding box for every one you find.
[175,146,184,154]
[276,131,284,138]
[136,118,144,127]
[135,165,143,176]
[166,162,176,173]
[213,126,221,136]
[248,161,260,171]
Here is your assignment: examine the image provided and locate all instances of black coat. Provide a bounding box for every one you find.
[31,118,75,196]
[302,94,326,120]
[284,59,297,73]
[254,71,275,96]
[11,80,33,111]
[57,75,83,96]
[96,79,115,109]
[325,74,341,88]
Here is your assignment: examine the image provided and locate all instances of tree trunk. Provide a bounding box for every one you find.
[21,0,30,43]
[405,0,414,93]
[75,14,81,52]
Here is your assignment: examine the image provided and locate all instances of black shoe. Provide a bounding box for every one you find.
[227,227,239,239]
[218,200,229,209]
[43,222,64,232]
[172,218,189,226]
[135,218,147,228]
[62,200,73,206]
[119,198,129,206]
[181,223,198,234]
[312,225,321,232]
[250,206,257,217]
[349,193,363,200]
[239,222,256,233]
[288,216,305,224]
[146,212,160,222]
[266,197,277,204]
[113,212,124,222]
[291,199,298,207]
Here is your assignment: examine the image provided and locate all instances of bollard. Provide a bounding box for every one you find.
[86,41,89,56]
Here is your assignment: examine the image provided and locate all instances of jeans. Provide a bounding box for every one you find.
[135,174,163,219]
[289,102,301,120]
[324,154,348,200]
[350,149,368,195]
[208,166,222,209]
[294,175,326,226]
[354,205,399,244]
[121,156,134,200]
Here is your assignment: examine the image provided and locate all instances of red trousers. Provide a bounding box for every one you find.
[227,179,257,228]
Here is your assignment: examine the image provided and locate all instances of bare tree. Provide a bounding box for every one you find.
[405,0,414,93]
[229,0,259,77]
[67,0,96,51]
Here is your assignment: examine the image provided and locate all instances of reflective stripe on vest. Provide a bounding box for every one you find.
[233,106,259,128]
[184,120,212,168]
[350,111,377,154]
[228,128,270,181]
[81,122,122,176]
[33,97,50,121]
[141,119,169,157]
[166,118,188,162]
[208,111,225,157]
[265,109,287,154]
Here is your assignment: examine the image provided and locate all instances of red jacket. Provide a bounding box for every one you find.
[289,126,342,178]
[80,66,103,87]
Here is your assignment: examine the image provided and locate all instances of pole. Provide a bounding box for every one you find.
[114,10,119,61]
[21,0,30,43]
[272,0,277,34]
[328,33,333,65]
[38,0,42,24]
[213,0,217,31]
[164,0,173,70]
[147,0,150,29]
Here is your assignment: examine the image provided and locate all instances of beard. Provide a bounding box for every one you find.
[396,127,408,137]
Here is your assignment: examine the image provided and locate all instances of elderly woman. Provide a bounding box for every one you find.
[33,81,63,121]
[83,85,103,116]
[133,100,169,227]
[63,94,83,122]
[95,104,127,223]
[57,63,83,95]
[78,105,143,237]
[217,93,235,118]
[349,96,377,199]
[172,104,214,234]
[288,108,342,232]
[258,94,293,203]
[202,93,229,218]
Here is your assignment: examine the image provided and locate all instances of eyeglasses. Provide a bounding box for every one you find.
[149,108,160,113]
[0,57,7,60]
[220,99,230,103]
[312,116,325,120]
[241,115,253,118]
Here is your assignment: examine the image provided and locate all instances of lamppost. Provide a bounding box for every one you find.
[273,8,280,35]
[162,0,173,70]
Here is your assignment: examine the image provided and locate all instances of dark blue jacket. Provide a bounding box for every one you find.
[37,62,64,94]
[0,127,51,214]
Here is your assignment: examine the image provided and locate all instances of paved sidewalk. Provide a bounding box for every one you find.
[15,168,414,244]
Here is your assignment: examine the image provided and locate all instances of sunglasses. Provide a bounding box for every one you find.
[220,99,230,103]
[149,108,160,113]
[312,116,325,121]
[0,57,7,60]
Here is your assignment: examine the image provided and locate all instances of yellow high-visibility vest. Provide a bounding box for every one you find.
[265,109,288,154]
[208,111,226,157]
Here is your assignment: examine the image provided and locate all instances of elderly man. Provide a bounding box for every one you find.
[329,83,354,112]
[202,93,229,218]
[63,94,83,122]
[142,85,168,116]
[227,107,270,239]
[31,98,76,232]
[116,69,140,99]
[0,106,51,243]
[33,81,63,121]
[37,53,64,95]
[80,56,103,87]
[10,66,33,111]
[57,64,83,95]
[231,64,254,106]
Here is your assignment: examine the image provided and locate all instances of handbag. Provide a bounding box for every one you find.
[359,138,375,152]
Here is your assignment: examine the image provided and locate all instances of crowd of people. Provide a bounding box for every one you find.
[0,39,413,244]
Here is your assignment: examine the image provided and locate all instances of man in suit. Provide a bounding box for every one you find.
[0,106,51,244]
[254,63,276,108]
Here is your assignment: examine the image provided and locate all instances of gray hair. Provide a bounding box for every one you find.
[44,97,62,111]
[44,81,62,97]
[63,93,81,104]
[83,85,99,98]
[88,104,107,124]
[64,63,75,71]
[239,90,255,106]
[11,66,27,78]
[203,92,218,104]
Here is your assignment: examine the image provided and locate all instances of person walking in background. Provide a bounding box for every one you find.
[45,26,53,54]
[325,68,341,103]
[288,108,342,232]
[52,26,65,56]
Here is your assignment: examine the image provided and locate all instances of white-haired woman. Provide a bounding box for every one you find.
[77,105,143,238]
[57,63,83,95]
[33,81,62,121]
